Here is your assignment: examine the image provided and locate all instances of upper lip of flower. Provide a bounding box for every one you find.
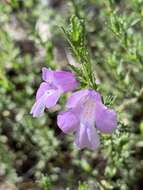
[80,97,96,125]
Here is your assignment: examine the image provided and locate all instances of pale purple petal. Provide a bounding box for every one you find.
[53,71,78,92]
[89,90,102,102]
[80,99,96,125]
[42,67,53,82]
[45,89,61,108]
[66,90,89,108]
[36,82,51,100]
[75,123,100,150]
[86,124,100,149]
[30,94,48,117]
[57,110,79,134]
[42,67,78,92]
[95,102,117,133]
[31,89,61,117]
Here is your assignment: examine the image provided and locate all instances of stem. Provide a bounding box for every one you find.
[71,0,80,18]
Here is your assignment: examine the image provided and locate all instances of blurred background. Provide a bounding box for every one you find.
[0,0,143,189]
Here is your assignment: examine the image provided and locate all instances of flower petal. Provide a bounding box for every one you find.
[89,90,102,102]
[53,71,78,92]
[30,94,47,117]
[42,67,53,83]
[87,124,100,150]
[31,89,60,117]
[42,67,78,92]
[36,82,51,100]
[66,90,89,108]
[95,102,117,133]
[57,110,79,134]
[75,123,100,150]
[45,89,61,108]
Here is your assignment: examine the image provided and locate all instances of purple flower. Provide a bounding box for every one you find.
[30,67,78,117]
[57,89,117,150]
